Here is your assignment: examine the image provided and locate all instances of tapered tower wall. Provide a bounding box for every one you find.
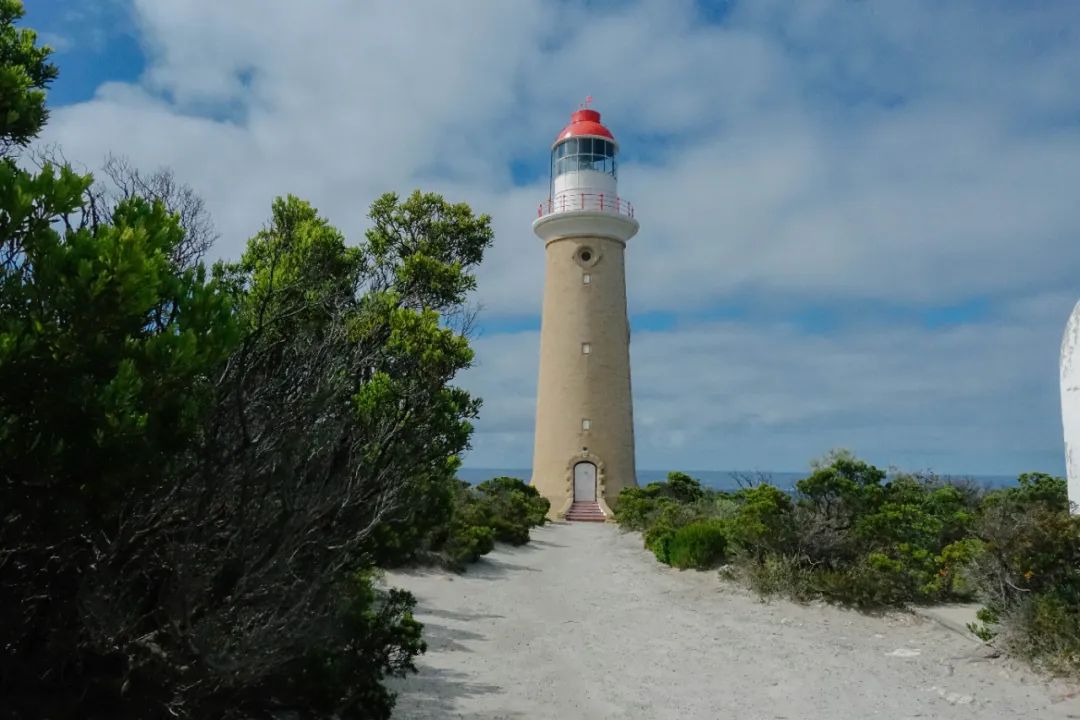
[530,106,638,520]
[531,234,636,518]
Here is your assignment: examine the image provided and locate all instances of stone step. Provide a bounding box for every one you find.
[565,502,607,522]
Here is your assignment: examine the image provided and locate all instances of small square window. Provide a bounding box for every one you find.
[583,273,591,284]
[582,419,591,431]
[582,342,591,354]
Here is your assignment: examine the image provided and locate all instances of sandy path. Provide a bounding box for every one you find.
[386,522,1079,719]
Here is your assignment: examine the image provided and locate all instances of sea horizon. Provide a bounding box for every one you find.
[457,467,1023,491]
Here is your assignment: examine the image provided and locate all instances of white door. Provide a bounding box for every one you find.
[573,462,597,501]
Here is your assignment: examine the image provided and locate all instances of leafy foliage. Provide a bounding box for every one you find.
[725,484,795,562]
[967,474,1080,672]
[666,519,729,570]
[614,471,711,531]
[618,452,982,606]
[0,1,57,156]
[1,177,494,717]
[1,47,497,713]
[477,476,551,532]
[427,477,549,569]
[0,162,239,515]
[287,572,427,720]
[0,8,555,716]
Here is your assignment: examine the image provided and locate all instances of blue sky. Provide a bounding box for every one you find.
[24,1,142,105]
[24,0,1080,475]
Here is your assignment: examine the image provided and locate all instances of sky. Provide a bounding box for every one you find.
[22,0,1080,476]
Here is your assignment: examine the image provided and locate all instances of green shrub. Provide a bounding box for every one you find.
[428,482,496,568]
[727,484,795,562]
[367,469,457,567]
[666,519,729,569]
[1009,472,1070,508]
[642,498,700,563]
[744,553,813,600]
[619,453,995,606]
[615,472,713,534]
[966,474,1080,671]
[928,537,984,597]
[771,456,982,606]
[476,476,549,545]
[1014,594,1080,673]
[614,486,661,530]
[443,524,496,568]
[826,552,916,608]
[424,476,549,569]
[290,571,426,719]
[660,471,707,503]
[970,475,1077,603]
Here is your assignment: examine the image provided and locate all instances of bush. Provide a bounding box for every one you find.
[613,486,661,530]
[642,498,701,563]
[966,473,1080,672]
[666,520,729,569]
[425,477,549,569]
[727,484,795,562]
[0,8,511,716]
[659,471,707,503]
[615,471,715,534]
[443,523,496,569]
[289,571,426,720]
[477,476,551,530]
[770,454,982,607]
[617,452,987,607]
[744,553,813,600]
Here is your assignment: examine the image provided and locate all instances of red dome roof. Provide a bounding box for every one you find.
[554,108,615,145]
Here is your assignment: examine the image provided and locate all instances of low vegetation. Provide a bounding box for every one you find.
[412,477,550,569]
[615,451,1080,675]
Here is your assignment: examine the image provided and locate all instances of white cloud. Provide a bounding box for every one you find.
[36,0,1080,473]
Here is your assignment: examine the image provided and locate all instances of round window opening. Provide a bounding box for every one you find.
[576,247,598,267]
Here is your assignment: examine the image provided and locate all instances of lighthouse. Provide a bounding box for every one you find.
[531,103,639,521]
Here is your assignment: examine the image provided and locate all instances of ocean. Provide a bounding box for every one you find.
[457,467,1021,491]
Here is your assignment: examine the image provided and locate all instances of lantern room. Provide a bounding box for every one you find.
[534,103,638,243]
[540,106,634,221]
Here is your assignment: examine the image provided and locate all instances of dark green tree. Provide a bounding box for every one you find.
[0,7,497,716]
[0,0,57,157]
[0,39,240,716]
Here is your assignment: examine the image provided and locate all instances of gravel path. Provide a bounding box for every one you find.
[386,522,1080,719]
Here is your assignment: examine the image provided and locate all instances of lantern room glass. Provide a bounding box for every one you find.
[550,137,617,182]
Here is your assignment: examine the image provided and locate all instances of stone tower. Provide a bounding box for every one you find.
[531,105,639,520]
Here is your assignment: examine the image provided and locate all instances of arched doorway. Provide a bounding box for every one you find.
[573,462,597,501]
